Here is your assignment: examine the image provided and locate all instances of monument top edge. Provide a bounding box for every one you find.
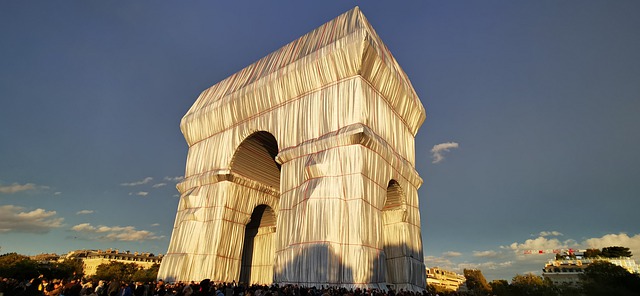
[183,6,423,119]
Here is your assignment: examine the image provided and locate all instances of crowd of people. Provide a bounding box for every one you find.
[0,277,435,296]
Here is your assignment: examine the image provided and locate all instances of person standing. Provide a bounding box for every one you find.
[134,282,145,296]
[107,281,121,296]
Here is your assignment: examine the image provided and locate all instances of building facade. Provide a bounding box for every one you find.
[65,249,162,276]
[542,257,639,286]
[426,267,466,292]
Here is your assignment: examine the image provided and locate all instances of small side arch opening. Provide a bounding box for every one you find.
[240,205,277,285]
[381,180,406,286]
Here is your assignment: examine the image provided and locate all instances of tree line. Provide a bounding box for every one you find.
[453,261,640,296]
[0,253,158,283]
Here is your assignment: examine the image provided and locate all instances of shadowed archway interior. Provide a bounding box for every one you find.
[240,205,277,284]
[382,180,406,286]
[230,131,280,189]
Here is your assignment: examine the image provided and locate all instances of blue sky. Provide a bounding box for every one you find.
[1,1,639,281]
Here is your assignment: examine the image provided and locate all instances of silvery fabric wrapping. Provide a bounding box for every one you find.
[158,7,427,291]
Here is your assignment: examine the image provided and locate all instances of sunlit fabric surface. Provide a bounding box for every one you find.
[158,7,427,291]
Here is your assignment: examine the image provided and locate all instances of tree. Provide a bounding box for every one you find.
[583,248,601,258]
[94,261,140,281]
[0,253,39,280]
[581,261,640,296]
[52,259,85,279]
[489,279,510,296]
[601,246,632,258]
[510,274,556,296]
[463,269,491,295]
[132,264,160,283]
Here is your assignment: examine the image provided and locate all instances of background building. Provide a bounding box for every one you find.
[426,267,466,292]
[542,255,639,286]
[64,249,162,276]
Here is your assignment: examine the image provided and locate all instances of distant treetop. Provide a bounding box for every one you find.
[583,246,632,258]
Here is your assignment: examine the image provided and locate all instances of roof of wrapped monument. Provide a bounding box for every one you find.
[181,6,426,146]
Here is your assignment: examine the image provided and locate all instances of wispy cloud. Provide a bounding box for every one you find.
[0,205,64,233]
[0,183,37,194]
[458,261,514,271]
[120,177,153,186]
[71,223,163,241]
[76,210,94,215]
[164,176,184,182]
[473,250,498,258]
[150,223,160,227]
[443,251,462,257]
[152,183,167,188]
[424,255,456,269]
[431,142,459,163]
[538,231,563,237]
[129,192,149,197]
[54,192,62,196]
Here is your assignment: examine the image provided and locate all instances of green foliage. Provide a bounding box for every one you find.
[95,261,140,281]
[583,248,601,258]
[94,261,159,282]
[580,261,640,296]
[425,284,463,296]
[463,269,491,295]
[601,246,632,258]
[132,263,160,283]
[509,274,556,296]
[489,279,509,296]
[51,259,84,279]
[0,253,39,280]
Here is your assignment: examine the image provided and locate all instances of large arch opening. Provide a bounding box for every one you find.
[240,205,277,284]
[230,131,280,189]
[381,180,406,286]
[232,131,280,285]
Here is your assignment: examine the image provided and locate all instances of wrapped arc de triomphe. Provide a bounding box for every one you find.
[158,7,427,291]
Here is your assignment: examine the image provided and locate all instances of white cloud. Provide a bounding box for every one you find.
[0,183,37,194]
[538,231,563,237]
[164,176,184,182]
[582,233,640,258]
[76,210,94,215]
[431,142,459,163]
[425,254,512,275]
[152,183,167,188]
[71,223,163,241]
[504,236,569,255]
[120,177,153,186]
[424,255,456,269]
[0,205,64,233]
[427,232,640,281]
[54,192,62,196]
[150,223,160,227]
[443,251,462,257]
[473,250,498,258]
[71,223,95,232]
